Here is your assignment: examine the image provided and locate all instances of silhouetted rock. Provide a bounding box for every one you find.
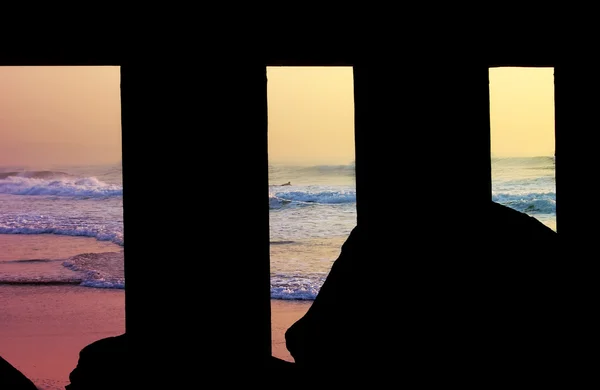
[285,224,366,369]
[285,201,563,379]
[0,355,37,390]
[65,333,127,390]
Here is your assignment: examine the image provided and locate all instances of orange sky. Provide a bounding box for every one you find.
[0,66,121,167]
[0,66,553,168]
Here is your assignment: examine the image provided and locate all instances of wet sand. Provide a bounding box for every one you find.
[0,234,122,262]
[0,234,125,389]
[0,288,310,388]
[0,285,125,390]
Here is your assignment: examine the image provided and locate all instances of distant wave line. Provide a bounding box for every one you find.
[272,196,342,206]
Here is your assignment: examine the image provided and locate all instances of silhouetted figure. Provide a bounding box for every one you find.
[65,333,127,390]
[0,355,37,390]
[283,200,563,380]
[280,181,291,186]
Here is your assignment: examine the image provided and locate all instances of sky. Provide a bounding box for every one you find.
[0,66,121,168]
[267,67,356,165]
[0,66,553,168]
[489,67,555,157]
[267,66,555,164]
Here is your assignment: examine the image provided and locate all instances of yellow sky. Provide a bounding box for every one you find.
[267,67,356,165]
[267,66,555,164]
[489,67,555,157]
[0,66,121,167]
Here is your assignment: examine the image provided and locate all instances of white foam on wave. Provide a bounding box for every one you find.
[492,192,556,214]
[269,187,356,209]
[270,273,325,300]
[62,251,125,289]
[0,176,122,197]
[0,252,125,289]
[0,226,124,246]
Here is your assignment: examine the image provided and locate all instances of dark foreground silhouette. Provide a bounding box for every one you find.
[0,356,37,390]
[64,334,127,390]
[284,200,560,372]
[0,335,127,390]
[1,201,562,386]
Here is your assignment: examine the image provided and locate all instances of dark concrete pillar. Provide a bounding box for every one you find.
[435,65,492,206]
[553,64,599,381]
[350,62,494,378]
[121,63,271,383]
[353,64,491,236]
[554,66,599,241]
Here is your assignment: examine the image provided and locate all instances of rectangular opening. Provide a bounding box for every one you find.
[490,67,556,231]
[267,66,356,362]
[0,66,124,387]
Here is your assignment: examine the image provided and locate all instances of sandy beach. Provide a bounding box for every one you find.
[271,299,311,362]
[0,288,310,389]
[0,234,310,388]
[0,235,126,389]
[0,285,125,390]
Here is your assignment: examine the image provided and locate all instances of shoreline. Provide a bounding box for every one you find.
[0,234,125,389]
[0,234,122,262]
[0,234,312,387]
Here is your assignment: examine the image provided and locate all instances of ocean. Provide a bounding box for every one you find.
[0,157,556,299]
[269,156,556,300]
[0,163,124,288]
